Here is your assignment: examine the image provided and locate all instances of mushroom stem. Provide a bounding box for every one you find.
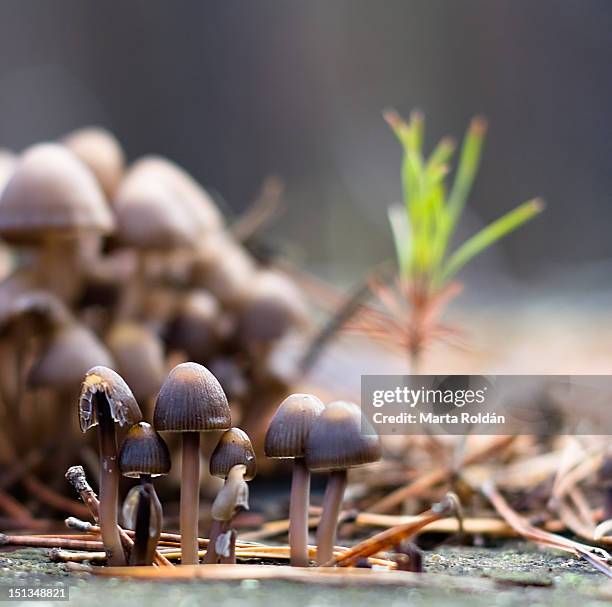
[38,236,83,304]
[289,458,311,567]
[202,519,225,564]
[130,483,162,566]
[96,394,126,566]
[180,431,201,565]
[204,465,248,565]
[315,469,347,566]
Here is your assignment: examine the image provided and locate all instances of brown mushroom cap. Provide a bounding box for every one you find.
[153,362,231,432]
[27,324,115,393]
[106,322,166,405]
[305,401,381,472]
[114,156,222,250]
[62,127,125,200]
[165,291,220,361]
[0,143,113,244]
[235,270,306,343]
[119,422,171,478]
[79,365,142,432]
[264,393,325,459]
[210,427,256,481]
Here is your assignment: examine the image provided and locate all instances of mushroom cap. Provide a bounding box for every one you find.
[62,127,125,200]
[106,322,166,404]
[165,291,220,361]
[0,143,113,244]
[130,157,223,233]
[119,421,171,478]
[210,427,256,481]
[153,362,231,432]
[189,233,255,306]
[79,365,143,432]
[0,149,16,194]
[264,393,325,459]
[27,324,115,393]
[114,156,222,250]
[0,289,71,337]
[235,270,305,344]
[305,401,381,472]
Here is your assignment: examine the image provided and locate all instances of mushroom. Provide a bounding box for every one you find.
[165,290,221,362]
[62,127,125,200]
[79,366,143,566]
[0,143,114,303]
[0,149,15,194]
[106,322,166,414]
[305,401,381,565]
[122,483,162,567]
[264,393,324,566]
[153,362,231,564]
[119,421,170,565]
[235,269,306,347]
[205,427,256,564]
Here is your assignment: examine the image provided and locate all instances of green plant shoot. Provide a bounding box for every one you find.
[384,110,543,290]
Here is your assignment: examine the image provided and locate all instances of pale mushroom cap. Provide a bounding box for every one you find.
[153,362,231,432]
[27,324,115,393]
[106,322,166,404]
[0,289,71,337]
[119,421,171,478]
[210,427,256,481]
[305,401,381,472]
[0,149,16,194]
[79,365,142,432]
[0,143,114,243]
[62,127,125,199]
[130,156,224,233]
[114,156,223,250]
[264,393,325,459]
[236,270,306,343]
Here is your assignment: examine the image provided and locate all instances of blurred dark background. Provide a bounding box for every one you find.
[0,0,610,291]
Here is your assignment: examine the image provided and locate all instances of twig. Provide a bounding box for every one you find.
[0,533,103,550]
[369,435,516,513]
[328,493,460,567]
[481,481,612,578]
[65,466,172,567]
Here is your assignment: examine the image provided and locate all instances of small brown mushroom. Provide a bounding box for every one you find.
[79,366,143,566]
[205,427,256,564]
[153,362,231,564]
[265,394,324,566]
[119,421,170,565]
[305,401,381,565]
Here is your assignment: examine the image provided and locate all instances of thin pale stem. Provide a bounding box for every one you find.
[315,469,347,566]
[180,432,201,565]
[289,458,310,567]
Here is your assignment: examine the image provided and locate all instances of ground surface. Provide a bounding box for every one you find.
[0,544,610,606]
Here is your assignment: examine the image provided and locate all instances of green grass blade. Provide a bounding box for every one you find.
[439,198,544,283]
[388,204,412,275]
[446,117,487,226]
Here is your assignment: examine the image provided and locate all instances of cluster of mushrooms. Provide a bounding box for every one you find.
[0,128,305,487]
[78,360,380,568]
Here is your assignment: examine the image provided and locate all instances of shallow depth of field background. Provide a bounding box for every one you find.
[0,0,610,371]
